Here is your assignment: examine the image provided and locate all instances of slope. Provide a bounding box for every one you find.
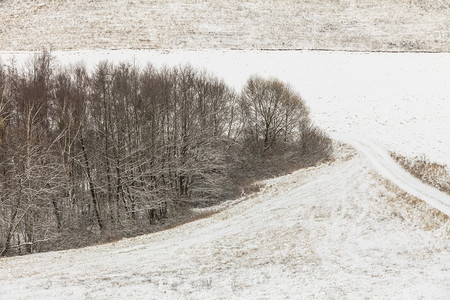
[335,135,450,216]
[1,145,448,299]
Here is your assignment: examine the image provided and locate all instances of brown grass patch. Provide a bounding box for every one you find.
[391,153,450,196]
[374,174,449,236]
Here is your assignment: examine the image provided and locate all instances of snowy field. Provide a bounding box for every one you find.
[0,0,449,51]
[0,146,449,299]
[1,1,450,296]
[0,50,449,298]
[2,50,449,167]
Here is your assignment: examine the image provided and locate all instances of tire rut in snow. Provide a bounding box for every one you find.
[334,135,450,216]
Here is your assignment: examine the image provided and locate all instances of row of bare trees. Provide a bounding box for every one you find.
[0,52,332,256]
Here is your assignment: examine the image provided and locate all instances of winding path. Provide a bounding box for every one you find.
[334,135,450,217]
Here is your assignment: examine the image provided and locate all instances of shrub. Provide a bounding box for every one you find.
[300,123,333,167]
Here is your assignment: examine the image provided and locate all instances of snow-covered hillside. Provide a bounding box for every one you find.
[1,145,448,299]
[1,0,449,51]
[2,50,449,167]
[1,0,449,297]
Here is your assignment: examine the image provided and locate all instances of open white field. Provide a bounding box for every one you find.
[0,0,449,51]
[0,145,449,299]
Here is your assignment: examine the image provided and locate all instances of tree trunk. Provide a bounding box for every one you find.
[80,133,104,233]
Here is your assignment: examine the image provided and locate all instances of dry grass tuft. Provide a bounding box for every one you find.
[391,153,450,195]
[374,174,449,236]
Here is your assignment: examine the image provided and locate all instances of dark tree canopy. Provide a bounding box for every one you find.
[0,53,332,256]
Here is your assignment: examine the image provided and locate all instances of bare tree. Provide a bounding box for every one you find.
[240,76,309,153]
[0,52,65,255]
[0,53,333,256]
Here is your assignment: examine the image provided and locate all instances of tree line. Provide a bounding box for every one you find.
[0,52,332,256]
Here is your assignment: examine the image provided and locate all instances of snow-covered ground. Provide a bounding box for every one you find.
[1,50,449,298]
[1,0,449,51]
[1,1,449,297]
[2,50,449,167]
[344,137,450,215]
[0,145,449,299]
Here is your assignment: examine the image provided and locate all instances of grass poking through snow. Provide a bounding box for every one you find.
[391,153,450,196]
